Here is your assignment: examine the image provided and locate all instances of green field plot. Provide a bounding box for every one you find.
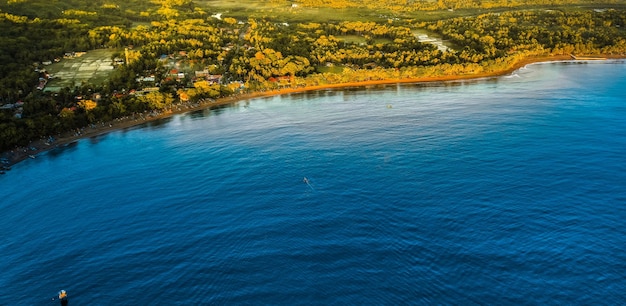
[316,64,346,74]
[338,35,367,44]
[372,37,393,44]
[44,49,117,91]
[337,35,393,45]
[197,0,391,22]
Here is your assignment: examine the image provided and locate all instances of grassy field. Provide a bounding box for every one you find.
[316,64,346,74]
[44,49,117,91]
[198,0,626,23]
[338,35,367,44]
[197,0,393,22]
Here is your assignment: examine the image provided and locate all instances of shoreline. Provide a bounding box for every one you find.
[1,54,623,171]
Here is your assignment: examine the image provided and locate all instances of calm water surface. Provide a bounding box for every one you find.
[1,61,626,305]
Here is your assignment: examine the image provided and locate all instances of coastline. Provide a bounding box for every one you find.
[1,54,622,170]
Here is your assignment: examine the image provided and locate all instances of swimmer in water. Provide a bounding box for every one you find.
[58,290,68,306]
[303,177,314,190]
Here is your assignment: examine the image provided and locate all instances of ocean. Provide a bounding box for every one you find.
[1,61,625,305]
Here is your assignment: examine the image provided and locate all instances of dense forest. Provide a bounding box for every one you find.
[294,0,623,11]
[1,0,625,151]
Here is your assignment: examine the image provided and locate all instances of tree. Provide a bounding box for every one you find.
[78,99,97,111]
[142,92,173,110]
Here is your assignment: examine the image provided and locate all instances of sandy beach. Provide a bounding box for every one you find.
[1,54,620,170]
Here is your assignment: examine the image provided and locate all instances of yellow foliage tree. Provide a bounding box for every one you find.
[78,100,97,111]
[223,17,237,25]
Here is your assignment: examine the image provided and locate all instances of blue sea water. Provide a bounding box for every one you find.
[1,61,626,305]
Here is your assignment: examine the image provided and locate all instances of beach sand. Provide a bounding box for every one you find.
[2,54,619,170]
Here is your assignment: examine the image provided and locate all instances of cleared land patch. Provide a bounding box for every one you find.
[412,29,454,52]
[44,49,116,91]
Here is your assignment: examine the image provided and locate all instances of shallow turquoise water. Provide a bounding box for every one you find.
[1,61,625,305]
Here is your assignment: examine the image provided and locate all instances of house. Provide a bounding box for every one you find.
[136,75,156,83]
[268,76,292,87]
[195,69,209,78]
[207,74,222,84]
[36,77,47,90]
[133,87,160,96]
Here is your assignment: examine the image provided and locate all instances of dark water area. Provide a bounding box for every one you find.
[1,61,626,305]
